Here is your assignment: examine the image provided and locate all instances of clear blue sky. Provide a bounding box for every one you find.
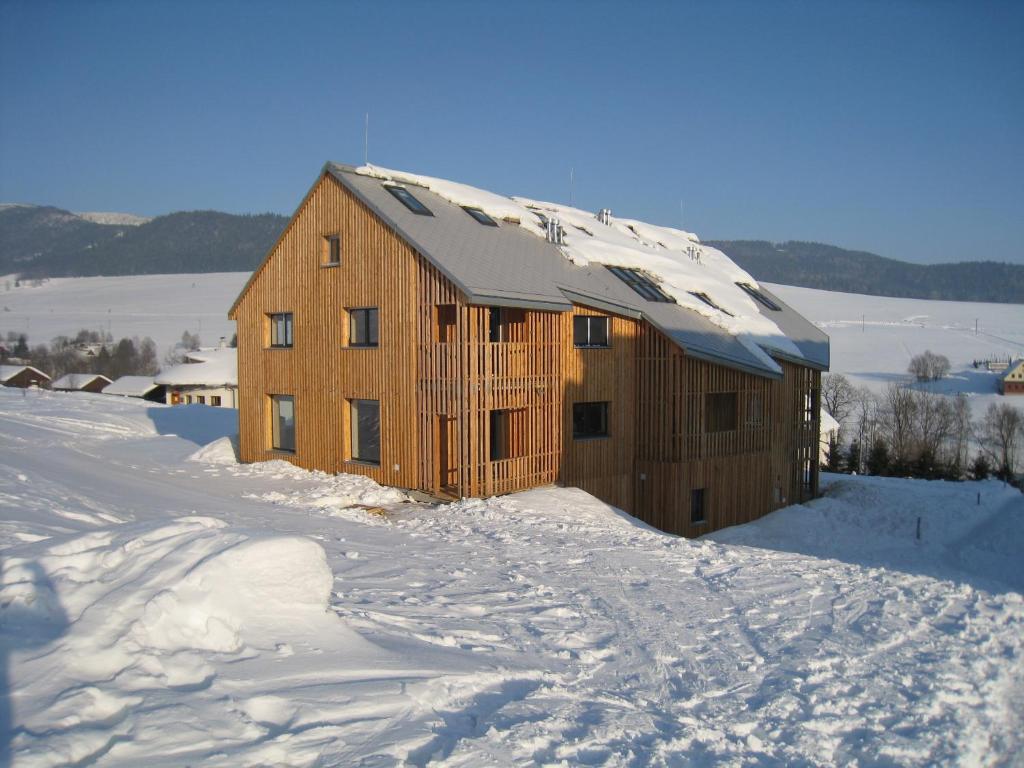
[1,0,1021,265]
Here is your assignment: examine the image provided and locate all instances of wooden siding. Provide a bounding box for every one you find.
[232,173,420,488]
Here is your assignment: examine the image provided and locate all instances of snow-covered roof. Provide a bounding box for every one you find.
[0,364,51,383]
[104,375,163,397]
[52,373,112,390]
[820,408,841,436]
[155,347,238,387]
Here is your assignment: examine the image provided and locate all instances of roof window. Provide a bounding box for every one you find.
[606,266,675,303]
[462,206,497,226]
[689,291,734,316]
[736,282,781,311]
[384,185,433,216]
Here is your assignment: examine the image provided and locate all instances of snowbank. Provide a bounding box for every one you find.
[187,434,240,465]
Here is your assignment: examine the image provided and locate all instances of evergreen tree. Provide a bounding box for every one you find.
[13,333,29,358]
[970,454,992,480]
[825,435,843,473]
[845,439,862,474]
[866,437,891,476]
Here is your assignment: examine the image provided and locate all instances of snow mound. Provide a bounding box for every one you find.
[188,434,240,465]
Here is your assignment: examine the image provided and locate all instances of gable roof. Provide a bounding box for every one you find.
[52,373,112,390]
[1002,359,1024,380]
[155,347,237,388]
[104,375,163,397]
[0,365,51,383]
[231,162,828,379]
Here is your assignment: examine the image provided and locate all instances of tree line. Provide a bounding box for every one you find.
[2,329,158,381]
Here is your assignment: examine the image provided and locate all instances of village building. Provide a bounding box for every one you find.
[1000,359,1024,395]
[228,163,829,537]
[103,375,167,402]
[0,364,52,389]
[52,373,112,393]
[155,347,238,408]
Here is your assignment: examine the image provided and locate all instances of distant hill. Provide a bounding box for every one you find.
[0,204,287,278]
[2,204,1021,303]
[706,240,1024,304]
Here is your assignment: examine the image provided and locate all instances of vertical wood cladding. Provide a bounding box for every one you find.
[232,171,822,537]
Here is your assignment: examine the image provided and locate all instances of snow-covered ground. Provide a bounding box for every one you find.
[0,273,246,353]
[1,388,1021,766]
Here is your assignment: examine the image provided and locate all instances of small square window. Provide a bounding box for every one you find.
[573,315,610,348]
[348,308,379,347]
[705,392,738,433]
[488,307,525,343]
[385,185,433,216]
[211,395,222,407]
[196,395,206,405]
[271,394,295,452]
[435,304,457,343]
[269,313,293,348]
[606,266,675,303]
[350,399,380,464]
[573,402,609,439]
[463,206,498,226]
[691,488,706,524]
[324,234,341,265]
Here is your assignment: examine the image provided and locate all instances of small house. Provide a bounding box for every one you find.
[1000,360,1024,395]
[51,373,112,393]
[103,375,167,402]
[0,364,51,389]
[155,348,238,408]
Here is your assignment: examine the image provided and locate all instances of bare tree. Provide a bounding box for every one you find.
[979,403,1023,479]
[882,384,918,471]
[822,373,856,425]
[908,350,951,382]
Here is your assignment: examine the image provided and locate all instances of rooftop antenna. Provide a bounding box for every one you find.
[364,113,369,166]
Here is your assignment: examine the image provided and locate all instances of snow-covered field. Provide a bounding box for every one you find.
[1,388,1022,766]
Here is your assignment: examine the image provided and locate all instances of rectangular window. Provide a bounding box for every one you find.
[488,307,525,343]
[488,409,526,461]
[324,234,341,265]
[573,401,609,439]
[463,206,498,226]
[736,282,781,311]
[746,392,764,426]
[689,291,734,316]
[384,185,433,216]
[185,395,193,404]
[804,388,819,423]
[196,395,206,405]
[211,395,222,407]
[348,308,379,347]
[350,399,380,464]
[269,312,293,348]
[573,315,610,348]
[271,394,295,452]
[435,304,457,343]
[691,488,706,524]
[606,266,675,303]
[705,392,738,433]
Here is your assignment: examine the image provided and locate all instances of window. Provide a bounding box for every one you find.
[689,291,734,317]
[573,315,610,348]
[736,282,781,311]
[804,388,819,423]
[435,304,457,343]
[385,185,432,216]
[350,399,380,464]
[269,313,293,348]
[691,488,706,524]
[185,395,193,404]
[324,234,341,265]
[573,402,609,439]
[271,395,295,452]
[348,308,379,347]
[463,206,497,226]
[488,307,525,343]
[746,393,764,427]
[705,392,738,433]
[211,395,222,407]
[196,395,206,405]
[488,409,525,461]
[606,266,675,303]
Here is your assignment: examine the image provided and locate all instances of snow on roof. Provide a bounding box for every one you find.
[820,407,841,435]
[104,375,162,397]
[0,364,51,383]
[52,373,113,390]
[155,347,238,387]
[355,164,806,375]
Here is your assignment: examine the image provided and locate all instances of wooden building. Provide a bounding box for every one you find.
[229,163,829,537]
[0,365,51,389]
[51,373,112,393]
[1000,359,1024,395]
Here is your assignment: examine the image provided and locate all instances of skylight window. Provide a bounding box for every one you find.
[384,185,433,216]
[689,291,734,317]
[736,282,781,311]
[462,206,497,226]
[606,266,675,303]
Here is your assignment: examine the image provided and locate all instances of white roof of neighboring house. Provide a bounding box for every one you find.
[1001,360,1024,380]
[52,373,113,390]
[155,347,238,388]
[820,408,840,436]
[0,364,51,383]
[104,375,163,397]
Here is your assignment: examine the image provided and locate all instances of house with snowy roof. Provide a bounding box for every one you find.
[155,347,238,408]
[52,373,112,393]
[0,364,51,389]
[229,163,829,536]
[999,359,1024,395]
[103,375,167,402]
